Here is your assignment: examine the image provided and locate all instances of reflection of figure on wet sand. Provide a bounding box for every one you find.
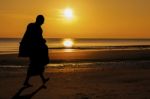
[12,85,47,99]
[18,15,50,87]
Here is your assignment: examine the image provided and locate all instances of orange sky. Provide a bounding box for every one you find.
[0,0,150,38]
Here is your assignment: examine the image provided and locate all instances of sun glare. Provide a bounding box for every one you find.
[63,39,74,48]
[63,8,73,19]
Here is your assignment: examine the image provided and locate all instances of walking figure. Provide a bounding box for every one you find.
[19,15,49,87]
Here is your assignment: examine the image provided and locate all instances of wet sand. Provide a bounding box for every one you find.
[0,49,150,65]
[0,49,150,99]
[1,62,150,99]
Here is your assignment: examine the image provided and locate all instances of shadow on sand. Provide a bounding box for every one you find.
[12,85,47,99]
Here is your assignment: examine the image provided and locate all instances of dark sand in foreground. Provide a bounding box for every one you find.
[1,49,150,99]
[1,61,150,99]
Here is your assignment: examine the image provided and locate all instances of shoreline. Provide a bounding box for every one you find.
[0,49,150,66]
[1,49,150,98]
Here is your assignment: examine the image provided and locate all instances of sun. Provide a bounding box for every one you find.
[63,8,73,19]
[63,39,74,48]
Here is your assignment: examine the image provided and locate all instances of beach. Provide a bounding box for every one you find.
[1,49,150,99]
[0,0,150,97]
[1,61,150,99]
[1,48,150,65]
[1,38,150,99]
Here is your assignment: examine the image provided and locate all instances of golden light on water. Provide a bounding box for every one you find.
[63,8,73,19]
[63,39,74,48]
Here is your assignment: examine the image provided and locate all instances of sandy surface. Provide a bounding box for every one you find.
[1,49,150,66]
[1,62,150,99]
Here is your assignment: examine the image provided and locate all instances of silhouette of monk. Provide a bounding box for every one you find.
[19,15,49,87]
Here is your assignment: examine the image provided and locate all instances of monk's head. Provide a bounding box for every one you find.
[36,15,44,25]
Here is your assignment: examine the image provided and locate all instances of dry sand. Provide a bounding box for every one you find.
[1,62,150,99]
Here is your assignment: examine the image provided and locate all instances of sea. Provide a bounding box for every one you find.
[0,38,150,54]
[0,38,150,67]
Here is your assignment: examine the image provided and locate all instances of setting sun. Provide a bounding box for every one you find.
[63,39,74,48]
[63,8,73,19]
